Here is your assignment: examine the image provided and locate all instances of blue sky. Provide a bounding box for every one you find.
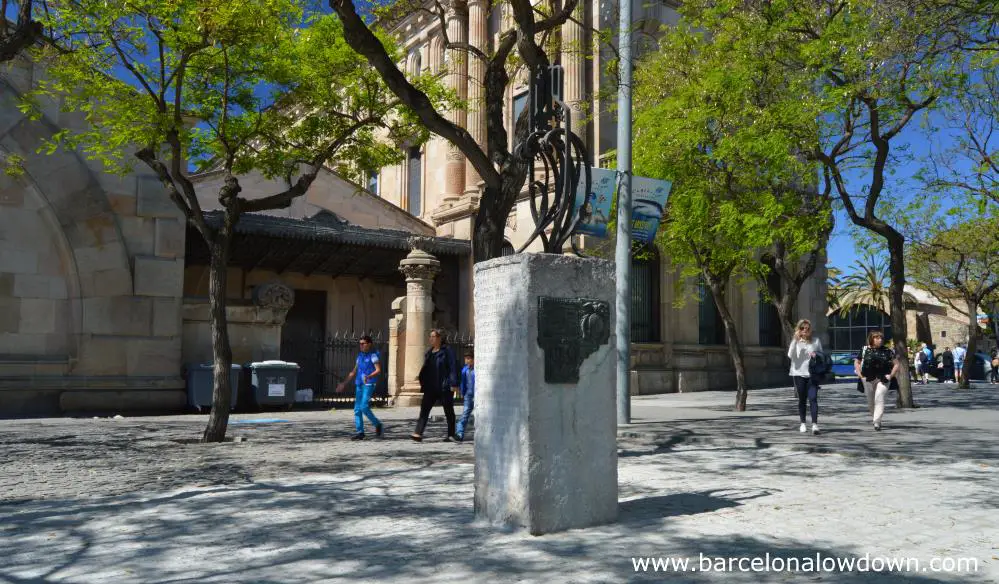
[824,108,968,275]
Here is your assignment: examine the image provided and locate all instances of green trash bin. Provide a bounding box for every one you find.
[185,363,240,412]
[248,360,300,408]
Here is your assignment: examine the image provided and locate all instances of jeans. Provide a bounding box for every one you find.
[943,366,955,382]
[992,364,999,383]
[456,392,474,438]
[414,390,456,437]
[862,378,889,425]
[354,383,381,434]
[792,376,818,423]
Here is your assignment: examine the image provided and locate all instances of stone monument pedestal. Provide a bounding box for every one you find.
[473,253,618,535]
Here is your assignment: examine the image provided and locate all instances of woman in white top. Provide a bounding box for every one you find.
[787,319,823,435]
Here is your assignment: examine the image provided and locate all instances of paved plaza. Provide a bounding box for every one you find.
[0,381,997,583]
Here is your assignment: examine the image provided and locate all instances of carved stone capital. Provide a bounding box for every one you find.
[400,262,441,282]
[400,239,441,282]
[252,281,295,312]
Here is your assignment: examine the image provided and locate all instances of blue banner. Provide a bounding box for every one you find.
[572,169,672,243]
[573,167,615,238]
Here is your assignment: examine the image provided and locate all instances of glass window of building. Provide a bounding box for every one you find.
[827,305,892,351]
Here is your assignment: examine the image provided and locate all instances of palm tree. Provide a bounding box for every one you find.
[826,266,843,313]
[833,253,916,316]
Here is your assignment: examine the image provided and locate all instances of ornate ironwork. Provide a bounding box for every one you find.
[537,296,611,383]
[515,65,592,255]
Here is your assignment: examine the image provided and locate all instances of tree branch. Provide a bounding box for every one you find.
[330,0,498,187]
[240,115,383,213]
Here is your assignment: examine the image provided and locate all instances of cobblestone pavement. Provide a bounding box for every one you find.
[0,382,997,583]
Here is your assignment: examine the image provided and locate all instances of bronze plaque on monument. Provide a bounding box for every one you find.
[537,297,611,383]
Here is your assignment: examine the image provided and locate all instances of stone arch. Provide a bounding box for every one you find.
[0,77,132,365]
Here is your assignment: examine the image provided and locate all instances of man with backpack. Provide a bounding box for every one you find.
[915,343,930,384]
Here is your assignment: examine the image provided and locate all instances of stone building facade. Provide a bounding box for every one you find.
[367,0,828,393]
[1,57,186,415]
[1,0,829,415]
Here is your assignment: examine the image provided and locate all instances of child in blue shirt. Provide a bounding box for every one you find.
[455,351,475,442]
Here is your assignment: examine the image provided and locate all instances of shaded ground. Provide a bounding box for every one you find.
[0,381,996,583]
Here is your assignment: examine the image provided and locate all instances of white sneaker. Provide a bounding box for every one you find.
[799,423,807,433]
[812,424,820,435]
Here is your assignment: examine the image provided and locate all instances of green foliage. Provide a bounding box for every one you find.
[906,211,999,312]
[633,5,828,302]
[831,252,915,316]
[20,0,425,181]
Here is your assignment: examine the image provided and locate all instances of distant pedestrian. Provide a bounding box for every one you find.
[455,350,475,442]
[914,343,930,384]
[336,335,383,440]
[854,330,899,431]
[953,343,967,384]
[990,348,999,384]
[411,329,460,442]
[787,319,824,435]
[942,347,955,383]
[922,343,934,384]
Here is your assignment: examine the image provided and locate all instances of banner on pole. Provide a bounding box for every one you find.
[573,167,615,238]
[630,175,672,245]
[573,169,672,243]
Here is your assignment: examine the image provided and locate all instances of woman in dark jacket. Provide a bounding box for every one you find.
[411,329,460,442]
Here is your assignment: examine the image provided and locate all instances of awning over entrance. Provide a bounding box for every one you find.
[185,210,470,281]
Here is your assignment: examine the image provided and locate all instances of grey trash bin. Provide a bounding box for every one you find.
[248,360,300,408]
[185,363,241,412]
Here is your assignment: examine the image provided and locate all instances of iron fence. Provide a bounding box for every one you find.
[286,330,474,408]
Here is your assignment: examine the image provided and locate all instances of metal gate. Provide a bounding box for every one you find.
[287,330,473,408]
[286,331,389,409]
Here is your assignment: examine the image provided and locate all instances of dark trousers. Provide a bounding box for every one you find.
[991,365,998,383]
[414,390,456,437]
[792,376,819,423]
[943,366,955,382]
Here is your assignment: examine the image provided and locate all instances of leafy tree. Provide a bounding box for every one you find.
[329,0,583,261]
[906,212,999,387]
[24,0,420,441]
[709,0,980,408]
[634,11,826,411]
[924,60,999,208]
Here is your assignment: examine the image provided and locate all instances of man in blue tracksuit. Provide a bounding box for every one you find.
[336,335,383,440]
[455,351,475,442]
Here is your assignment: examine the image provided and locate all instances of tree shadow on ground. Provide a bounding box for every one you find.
[0,469,986,584]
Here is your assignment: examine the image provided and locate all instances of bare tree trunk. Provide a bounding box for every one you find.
[961,296,979,389]
[473,186,507,262]
[776,299,797,347]
[705,275,749,411]
[886,235,915,408]
[202,209,236,443]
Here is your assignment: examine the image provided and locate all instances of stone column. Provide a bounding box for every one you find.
[443,0,468,206]
[464,0,488,195]
[388,296,406,405]
[561,1,587,151]
[396,237,441,406]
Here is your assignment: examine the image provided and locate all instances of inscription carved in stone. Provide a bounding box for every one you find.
[537,296,610,383]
